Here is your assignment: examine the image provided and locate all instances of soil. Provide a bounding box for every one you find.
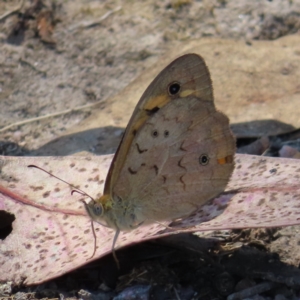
[1,0,300,299]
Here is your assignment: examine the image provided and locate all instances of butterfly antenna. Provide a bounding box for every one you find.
[29,164,104,261]
[71,189,94,201]
[28,164,94,201]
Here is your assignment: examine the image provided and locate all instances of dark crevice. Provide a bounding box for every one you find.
[0,210,15,239]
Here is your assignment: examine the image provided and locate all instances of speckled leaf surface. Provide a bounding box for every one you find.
[0,154,300,285]
[171,155,300,230]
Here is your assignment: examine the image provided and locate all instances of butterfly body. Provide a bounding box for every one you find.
[84,53,235,237]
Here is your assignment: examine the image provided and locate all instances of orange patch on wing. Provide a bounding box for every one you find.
[143,94,170,110]
[217,155,234,165]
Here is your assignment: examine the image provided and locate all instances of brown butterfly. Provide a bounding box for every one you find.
[83,53,235,259]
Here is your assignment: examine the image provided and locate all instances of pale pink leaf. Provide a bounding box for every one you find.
[0,154,299,285]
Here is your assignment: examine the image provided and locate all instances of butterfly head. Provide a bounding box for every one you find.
[81,194,123,229]
[82,198,103,218]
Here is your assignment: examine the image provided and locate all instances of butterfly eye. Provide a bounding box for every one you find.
[152,130,159,137]
[92,202,103,216]
[168,82,181,95]
[199,154,209,166]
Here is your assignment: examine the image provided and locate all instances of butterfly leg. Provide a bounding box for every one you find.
[112,228,120,269]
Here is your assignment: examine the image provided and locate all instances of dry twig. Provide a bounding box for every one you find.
[0,101,103,133]
[0,0,25,22]
[19,58,47,76]
[68,6,122,31]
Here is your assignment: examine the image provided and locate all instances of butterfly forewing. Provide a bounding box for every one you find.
[105,54,214,197]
